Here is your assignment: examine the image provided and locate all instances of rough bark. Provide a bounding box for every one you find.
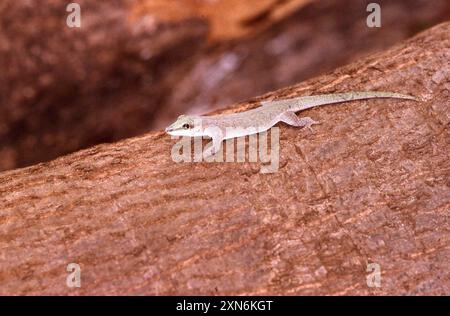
[0,22,449,295]
[1,0,449,171]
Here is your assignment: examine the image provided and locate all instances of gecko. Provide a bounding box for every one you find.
[165,91,417,157]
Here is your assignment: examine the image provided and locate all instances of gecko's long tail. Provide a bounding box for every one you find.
[272,91,418,112]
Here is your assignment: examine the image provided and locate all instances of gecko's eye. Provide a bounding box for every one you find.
[182,123,191,129]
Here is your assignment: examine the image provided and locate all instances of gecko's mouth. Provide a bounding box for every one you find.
[165,126,180,133]
[165,126,185,136]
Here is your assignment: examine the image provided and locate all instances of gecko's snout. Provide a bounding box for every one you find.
[165,124,176,133]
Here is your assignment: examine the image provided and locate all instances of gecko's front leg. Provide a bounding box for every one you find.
[201,127,224,159]
[203,138,223,158]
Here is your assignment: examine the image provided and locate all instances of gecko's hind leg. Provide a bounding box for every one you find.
[279,112,320,132]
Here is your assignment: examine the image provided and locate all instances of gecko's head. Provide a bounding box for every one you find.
[165,115,203,137]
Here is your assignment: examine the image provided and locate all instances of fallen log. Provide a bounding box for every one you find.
[0,22,449,295]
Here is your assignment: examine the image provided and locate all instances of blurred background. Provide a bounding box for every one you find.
[0,0,449,171]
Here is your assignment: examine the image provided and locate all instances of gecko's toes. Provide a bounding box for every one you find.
[303,119,320,133]
[202,148,215,159]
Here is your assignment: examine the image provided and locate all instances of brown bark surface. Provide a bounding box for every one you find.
[0,22,449,295]
[1,0,449,171]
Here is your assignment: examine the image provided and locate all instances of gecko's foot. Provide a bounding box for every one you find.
[202,146,218,159]
[299,117,320,133]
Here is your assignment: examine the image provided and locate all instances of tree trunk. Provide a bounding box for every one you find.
[1,0,449,171]
[0,22,449,295]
